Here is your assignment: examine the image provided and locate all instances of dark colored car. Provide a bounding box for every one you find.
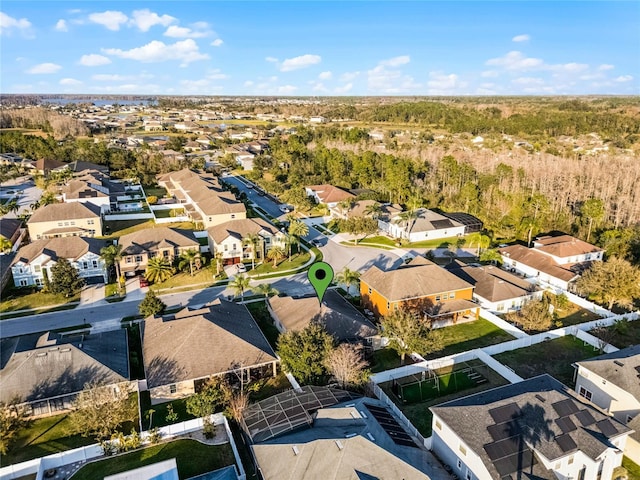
[139,276,150,287]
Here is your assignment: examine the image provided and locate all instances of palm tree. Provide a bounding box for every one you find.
[336,267,361,296]
[100,244,124,284]
[288,219,309,257]
[39,191,58,206]
[144,257,175,284]
[266,245,286,267]
[0,237,13,254]
[394,209,419,239]
[242,233,261,270]
[213,251,224,277]
[230,274,251,300]
[178,249,205,276]
[254,283,279,298]
[337,199,355,218]
[363,202,382,220]
[468,232,491,257]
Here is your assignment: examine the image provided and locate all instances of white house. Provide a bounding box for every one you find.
[305,184,355,209]
[380,208,465,242]
[574,345,640,463]
[431,375,632,480]
[499,234,604,290]
[11,237,108,287]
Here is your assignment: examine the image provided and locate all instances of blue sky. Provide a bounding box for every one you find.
[1,1,638,95]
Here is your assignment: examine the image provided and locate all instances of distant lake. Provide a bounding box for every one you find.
[42,98,156,106]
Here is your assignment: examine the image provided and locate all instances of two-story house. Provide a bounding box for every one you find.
[498,234,604,290]
[157,169,246,229]
[305,184,356,209]
[11,236,107,287]
[574,345,640,463]
[27,202,102,240]
[431,375,633,480]
[117,227,199,276]
[379,208,466,242]
[207,218,286,266]
[360,256,479,327]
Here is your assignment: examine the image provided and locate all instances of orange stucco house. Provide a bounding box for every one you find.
[360,257,479,328]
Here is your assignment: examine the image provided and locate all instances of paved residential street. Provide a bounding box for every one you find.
[0,176,42,218]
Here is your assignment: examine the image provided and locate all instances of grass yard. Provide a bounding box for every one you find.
[142,185,168,198]
[249,372,292,402]
[250,251,311,276]
[151,264,219,291]
[370,348,404,373]
[0,413,93,466]
[423,318,515,359]
[624,457,640,480]
[245,301,280,349]
[0,288,80,314]
[345,235,470,249]
[72,440,235,480]
[139,392,195,429]
[493,335,601,386]
[553,301,603,327]
[589,318,640,349]
[101,220,195,239]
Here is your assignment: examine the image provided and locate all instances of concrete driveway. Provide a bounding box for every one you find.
[78,283,106,308]
[125,276,148,302]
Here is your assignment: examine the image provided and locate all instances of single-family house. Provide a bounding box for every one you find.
[305,184,356,209]
[58,170,127,213]
[207,218,285,266]
[379,207,466,242]
[117,227,199,276]
[11,236,107,287]
[431,374,633,480]
[248,394,437,480]
[0,330,131,417]
[34,158,66,175]
[267,290,379,347]
[0,217,24,253]
[360,256,479,327]
[140,300,278,405]
[445,261,543,313]
[574,345,640,463]
[27,202,102,240]
[157,169,246,229]
[329,199,387,221]
[498,234,604,290]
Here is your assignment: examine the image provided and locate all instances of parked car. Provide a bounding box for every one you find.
[279,205,292,213]
[311,239,322,247]
[139,276,149,287]
[236,263,247,273]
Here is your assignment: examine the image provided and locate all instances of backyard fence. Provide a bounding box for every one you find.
[480,310,529,339]
[373,384,428,449]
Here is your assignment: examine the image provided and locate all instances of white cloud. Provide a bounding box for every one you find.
[79,54,111,66]
[486,51,544,71]
[280,54,321,72]
[481,70,499,78]
[318,71,332,80]
[265,56,278,63]
[59,78,82,86]
[0,12,32,35]
[615,75,633,83]
[164,24,211,38]
[549,62,588,73]
[427,71,467,94]
[55,19,68,32]
[129,9,176,31]
[334,83,353,94]
[88,10,128,31]
[211,38,223,47]
[207,69,228,80]
[26,63,62,74]
[277,85,298,94]
[340,71,360,82]
[103,39,209,65]
[92,74,127,81]
[598,64,614,71]
[512,77,545,85]
[243,80,254,87]
[380,55,410,67]
[512,34,530,42]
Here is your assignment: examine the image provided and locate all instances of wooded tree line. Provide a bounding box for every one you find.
[0,108,89,139]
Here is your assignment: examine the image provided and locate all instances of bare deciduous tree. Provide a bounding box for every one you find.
[0,399,30,455]
[325,344,370,389]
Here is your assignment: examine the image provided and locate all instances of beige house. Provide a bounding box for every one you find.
[574,345,640,463]
[157,169,246,229]
[117,227,199,276]
[207,218,286,266]
[27,202,102,240]
[140,300,278,405]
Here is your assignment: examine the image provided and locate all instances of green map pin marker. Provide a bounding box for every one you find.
[308,262,334,305]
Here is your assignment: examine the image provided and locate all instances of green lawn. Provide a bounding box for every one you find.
[345,235,470,249]
[0,288,80,314]
[100,220,195,240]
[370,348,403,373]
[245,301,280,349]
[493,335,601,386]
[424,318,515,359]
[140,392,195,429]
[590,318,640,348]
[143,186,168,198]
[249,372,292,402]
[72,440,235,480]
[624,457,640,480]
[250,252,311,276]
[151,264,223,291]
[553,301,603,327]
[0,413,93,466]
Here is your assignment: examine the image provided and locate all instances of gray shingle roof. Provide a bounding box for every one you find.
[141,299,278,389]
[117,227,199,255]
[498,245,580,282]
[28,202,101,224]
[207,218,279,244]
[431,375,632,479]
[12,236,106,266]
[575,345,640,399]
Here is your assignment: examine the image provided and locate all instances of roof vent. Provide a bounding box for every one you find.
[292,445,299,456]
[614,360,624,367]
[335,440,344,450]
[359,410,368,419]
[367,433,375,441]
[535,394,546,403]
[345,433,357,438]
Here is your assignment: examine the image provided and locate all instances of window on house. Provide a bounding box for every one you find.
[457,459,462,470]
[20,279,27,286]
[578,386,593,401]
[88,219,94,225]
[465,470,471,480]
[459,444,467,456]
[568,456,574,465]
[627,415,634,424]
[387,302,390,310]
[64,222,70,226]
[82,262,88,269]
[435,420,442,430]
[497,303,504,311]
[224,244,228,251]
[135,255,143,262]
[93,260,98,268]
[436,295,441,302]
[70,221,76,226]
[34,265,41,272]
[368,287,372,294]
[163,251,169,258]
[169,384,177,394]
[231,214,235,219]
[450,292,455,299]
[232,243,237,250]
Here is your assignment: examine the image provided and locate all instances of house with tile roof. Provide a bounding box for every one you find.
[140,299,278,405]
[11,236,107,287]
[267,290,379,347]
[207,217,286,266]
[360,256,479,327]
[445,261,543,313]
[0,330,131,417]
[431,375,633,480]
[27,202,102,240]
[380,207,466,242]
[305,184,356,208]
[574,345,640,463]
[498,234,603,290]
[157,169,246,229]
[117,227,199,276]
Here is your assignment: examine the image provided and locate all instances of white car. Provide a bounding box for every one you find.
[236,263,247,273]
[279,205,291,213]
